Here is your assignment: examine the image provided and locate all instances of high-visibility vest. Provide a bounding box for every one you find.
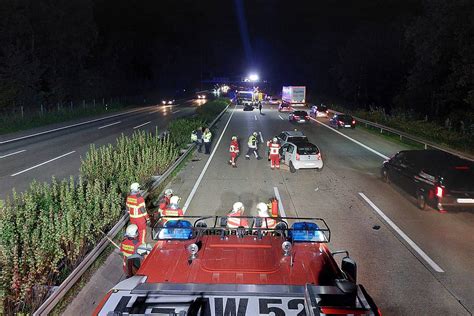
[260,217,277,229]
[230,141,239,153]
[161,207,184,224]
[191,132,198,142]
[126,194,149,224]
[203,132,212,143]
[248,136,257,148]
[120,238,139,257]
[227,210,248,228]
[269,143,280,155]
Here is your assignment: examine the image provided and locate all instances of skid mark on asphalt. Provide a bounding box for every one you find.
[359,192,444,273]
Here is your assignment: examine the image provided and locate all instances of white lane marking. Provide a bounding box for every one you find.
[182,106,236,212]
[359,192,444,273]
[259,131,264,143]
[0,149,26,159]
[254,115,257,121]
[133,121,151,129]
[11,151,76,177]
[309,117,389,160]
[278,115,284,120]
[98,121,121,129]
[273,187,287,217]
[172,109,181,114]
[0,108,146,145]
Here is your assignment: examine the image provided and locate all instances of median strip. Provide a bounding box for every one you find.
[0,149,26,159]
[358,192,444,273]
[11,151,76,176]
[97,121,121,129]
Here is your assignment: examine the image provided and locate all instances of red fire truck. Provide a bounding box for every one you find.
[94,216,380,315]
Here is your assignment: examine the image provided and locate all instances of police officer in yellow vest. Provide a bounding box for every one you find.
[203,128,212,154]
[245,132,261,160]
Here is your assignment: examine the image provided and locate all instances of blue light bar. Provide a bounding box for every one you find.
[158,220,193,240]
[289,222,326,242]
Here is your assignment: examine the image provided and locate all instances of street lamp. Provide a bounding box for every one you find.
[248,74,259,82]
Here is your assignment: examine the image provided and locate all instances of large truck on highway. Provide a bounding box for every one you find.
[236,90,257,108]
[281,86,306,110]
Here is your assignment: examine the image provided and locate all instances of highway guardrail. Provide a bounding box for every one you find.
[33,101,231,315]
[327,109,474,162]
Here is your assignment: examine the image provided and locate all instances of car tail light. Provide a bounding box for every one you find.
[326,110,329,114]
[294,116,300,119]
[296,153,300,160]
[338,120,344,125]
[454,166,469,170]
[352,120,356,124]
[316,153,321,160]
[305,116,310,119]
[436,186,444,198]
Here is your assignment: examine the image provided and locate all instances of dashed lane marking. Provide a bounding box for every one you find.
[0,149,26,159]
[254,115,257,121]
[133,121,151,129]
[98,121,121,129]
[11,151,76,177]
[172,109,182,114]
[308,117,389,160]
[359,192,444,273]
[182,106,237,212]
[259,131,264,143]
[278,115,284,120]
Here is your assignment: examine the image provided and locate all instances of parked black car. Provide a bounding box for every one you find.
[329,114,356,129]
[382,150,474,212]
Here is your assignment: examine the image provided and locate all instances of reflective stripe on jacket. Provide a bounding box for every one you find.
[203,132,212,142]
[120,238,139,257]
[269,143,280,155]
[248,136,257,148]
[126,194,149,223]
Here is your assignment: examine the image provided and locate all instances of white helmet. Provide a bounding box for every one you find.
[232,136,237,141]
[232,202,244,213]
[125,224,139,238]
[272,137,278,143]
[253,132,258,136]
[130,182,140,192]
[164,189,173,197]
[170,195,180,205]
[257,202,269,217]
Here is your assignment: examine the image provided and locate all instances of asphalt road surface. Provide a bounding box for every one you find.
[0,99,205,200]
[69,103,472,315]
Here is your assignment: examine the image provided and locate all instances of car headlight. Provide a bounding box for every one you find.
[168,101,172,104]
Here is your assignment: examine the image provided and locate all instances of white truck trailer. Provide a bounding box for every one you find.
[281,86,306,109]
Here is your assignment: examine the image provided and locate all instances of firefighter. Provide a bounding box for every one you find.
[126,183,149,244]
[158,189,174,215]
[227,202,249,228]
[120,224,141,275]
[256,202,277,229]
[229,136,239,167]
[266,137,281,169]
[245,132,261,160]
[160,195,184,225]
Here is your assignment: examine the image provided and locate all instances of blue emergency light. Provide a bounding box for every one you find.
[158,220,193,240]
[289,222,326,242]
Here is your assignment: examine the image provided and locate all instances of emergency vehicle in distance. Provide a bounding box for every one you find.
[280,86,306,112]
[94,215,380,315]
[236,90,257,109]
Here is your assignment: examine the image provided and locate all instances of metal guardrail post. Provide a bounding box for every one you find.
[33,101,231,315]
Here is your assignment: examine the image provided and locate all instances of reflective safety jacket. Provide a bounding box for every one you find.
[227,210,249,228]
[267,142,281,155]
[191,132,198,142]
[203,131,212,143]
[126,193,149,226]
[229,140,239,153]
[158,195,171,213]
[259,216,277,229]
[120,237,140,258]
[161,207,184,224]
[248,135,258,148]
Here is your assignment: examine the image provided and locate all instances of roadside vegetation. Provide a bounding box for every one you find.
[0,98,228,314]
[330,105,474,155]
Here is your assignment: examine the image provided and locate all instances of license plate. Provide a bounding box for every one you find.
[344,125,351,127]
[305,163,316,166]
[457,198,474,203]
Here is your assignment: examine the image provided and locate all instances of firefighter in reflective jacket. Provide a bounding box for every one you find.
[256,202,277,229]
[229,136,239,168]
[227,202,249,228]
[126,183,149,244]
[160,195,184,225]
[267,137,281,169]
[158,189,174,215]
[120,224,140,275]
[245,132,261,160]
